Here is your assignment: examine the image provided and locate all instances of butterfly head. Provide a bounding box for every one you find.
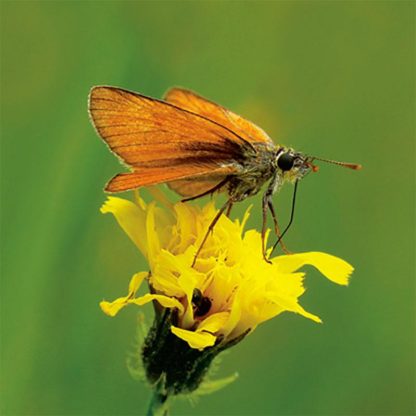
[275,147,362,183]
[275,148,314,182]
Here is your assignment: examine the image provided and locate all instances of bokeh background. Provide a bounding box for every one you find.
[1,1,414,415]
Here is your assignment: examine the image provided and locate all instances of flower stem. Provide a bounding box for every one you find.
[146,388,169,416]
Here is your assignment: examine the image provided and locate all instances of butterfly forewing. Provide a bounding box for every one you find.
[164,87,273,145]
[89,86,250,192]
[89,86,250,167]
[162,87,274,197]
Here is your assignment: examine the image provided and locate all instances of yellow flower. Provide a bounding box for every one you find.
[100,190,354,351]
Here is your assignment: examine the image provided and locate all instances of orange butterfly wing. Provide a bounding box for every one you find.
[163,87,273,197]
[166,175,228,199]
[103,166,234,194]
[164,87,273,145]
[89,86,249,193]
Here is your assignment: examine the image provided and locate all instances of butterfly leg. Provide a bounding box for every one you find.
[191,198,233,267]
[226,202,234,217]
[262,191,273,264]
[261,174,284,263]
[267,200,291,254]
[269,180,299,259]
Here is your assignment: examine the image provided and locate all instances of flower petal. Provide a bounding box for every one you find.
[145,202,160,263]
[100,297,129,317]
[145,202,176,266]
[128,272,148,293]
[100,272,147,317]
[147,186,174,210]
[197,311,230,333]
[171,325,217,349]
[101,197,148,256]
[130,293,184,313]
[294,306,322,323]
[221,296,242,337]
[266,291,322,323]
[272,252,354,285]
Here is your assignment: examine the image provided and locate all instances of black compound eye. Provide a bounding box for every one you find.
[277,152,295,171]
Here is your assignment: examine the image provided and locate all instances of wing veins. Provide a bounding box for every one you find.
[104,86,256,151]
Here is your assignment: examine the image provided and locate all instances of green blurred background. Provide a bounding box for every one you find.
[1,1,414,415]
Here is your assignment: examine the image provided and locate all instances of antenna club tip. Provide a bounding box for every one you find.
[309,156,362,171]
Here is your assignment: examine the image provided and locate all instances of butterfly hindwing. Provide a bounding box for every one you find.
[106,165,236,193]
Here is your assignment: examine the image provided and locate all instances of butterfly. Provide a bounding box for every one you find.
[88,86,361,263]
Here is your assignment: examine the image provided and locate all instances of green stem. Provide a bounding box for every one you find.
[146,388,169,416]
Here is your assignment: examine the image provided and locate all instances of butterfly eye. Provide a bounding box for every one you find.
[277,152,295,171]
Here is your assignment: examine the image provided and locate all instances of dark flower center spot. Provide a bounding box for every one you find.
[192,288,212,317]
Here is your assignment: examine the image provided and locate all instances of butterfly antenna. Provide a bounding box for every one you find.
[310,156,362,170]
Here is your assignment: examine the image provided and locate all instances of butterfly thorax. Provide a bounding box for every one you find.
[226,144,311,202]
[226,143,279,201]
